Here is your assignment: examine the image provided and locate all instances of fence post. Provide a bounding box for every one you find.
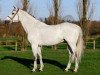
[15,41,17,51]
[93,40,95,50]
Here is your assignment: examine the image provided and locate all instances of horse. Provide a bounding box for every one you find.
[8,7,84,72]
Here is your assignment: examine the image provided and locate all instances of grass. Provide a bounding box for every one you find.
[0,47,100,75]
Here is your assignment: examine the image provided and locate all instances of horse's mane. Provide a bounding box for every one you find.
[19,9,48,26]
[19,10,38,22]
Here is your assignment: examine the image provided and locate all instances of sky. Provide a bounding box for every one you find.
[0,0,100,21]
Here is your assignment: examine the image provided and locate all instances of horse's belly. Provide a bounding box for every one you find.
[40,38,64,45]
[40,34,64,45]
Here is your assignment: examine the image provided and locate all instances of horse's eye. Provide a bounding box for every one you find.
[12,13,14,14]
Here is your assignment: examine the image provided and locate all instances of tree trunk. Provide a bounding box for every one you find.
[53,0,59,50]
[54,0,58,24]
[21,0,28,51]
[81,0,88,47]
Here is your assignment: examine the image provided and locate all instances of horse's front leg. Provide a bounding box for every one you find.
[38,47,44,71]
[31,44,38,72]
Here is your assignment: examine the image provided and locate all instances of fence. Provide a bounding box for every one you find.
[86,38,96,50]
[0,38,18,51]
[0,37,99,51]
[52,37,98,50]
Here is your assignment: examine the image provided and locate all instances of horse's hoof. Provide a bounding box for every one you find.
[64,69,68,72]
[73,70,77,73]
[39,69,43,72]
[31,69,36,72]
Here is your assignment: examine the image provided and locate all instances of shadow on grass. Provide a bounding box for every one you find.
[1,56,66,70]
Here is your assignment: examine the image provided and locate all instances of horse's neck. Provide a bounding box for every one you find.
[18,10,37,34]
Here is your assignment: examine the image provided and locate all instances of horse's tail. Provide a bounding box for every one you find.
[76,30,84,62]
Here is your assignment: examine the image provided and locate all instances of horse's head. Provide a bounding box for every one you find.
[7,6,19,23]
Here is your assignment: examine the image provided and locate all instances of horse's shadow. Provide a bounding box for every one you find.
[1,56,66,70]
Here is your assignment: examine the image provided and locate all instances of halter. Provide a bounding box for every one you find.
[8,8,19,21]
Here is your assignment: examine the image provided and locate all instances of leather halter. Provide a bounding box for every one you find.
[9,8,19,21]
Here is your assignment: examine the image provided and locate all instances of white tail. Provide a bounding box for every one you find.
[76,31,84,62]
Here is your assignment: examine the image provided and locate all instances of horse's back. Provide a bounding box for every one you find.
[60,22,82,43]
[60,22,81,31]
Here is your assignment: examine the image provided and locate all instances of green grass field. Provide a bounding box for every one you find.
[0,47,100,75]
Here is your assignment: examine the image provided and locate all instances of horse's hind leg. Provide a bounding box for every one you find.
[74,52,79,72]
[65,41,77,72]
[37,47,44,71]
[65,51,72,72]
[68,43,79,72]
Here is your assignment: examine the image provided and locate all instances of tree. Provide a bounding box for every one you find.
[23,0,28,11]
[0,6,1,17]
[46,0,63,50]
[27,1,38,18]
[46,0,63,25]
[76,0,94,43]
[54,0,58,24]
[21,0,29,51]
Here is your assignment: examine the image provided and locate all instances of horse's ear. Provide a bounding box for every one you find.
[13,6,16,9]
[13,6,18,10]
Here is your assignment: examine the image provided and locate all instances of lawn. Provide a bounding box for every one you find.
[0,47,100,75]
